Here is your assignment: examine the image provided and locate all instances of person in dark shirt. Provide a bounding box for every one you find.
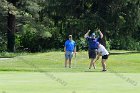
[84,29,103,69]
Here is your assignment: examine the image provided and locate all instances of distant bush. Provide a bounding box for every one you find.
[110,36,140,51]
[106,40,111,51]
[0,34,6,52]
[0,52,17,58]
[76,37,88,51]
[19,24,52,52]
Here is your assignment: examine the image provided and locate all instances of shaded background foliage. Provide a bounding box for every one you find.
[0,0,140,52]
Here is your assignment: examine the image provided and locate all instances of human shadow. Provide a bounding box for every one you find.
[84,70,103,72]
[110,51,140,55]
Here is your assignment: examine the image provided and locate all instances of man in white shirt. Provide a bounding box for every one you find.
[95,44,109,71]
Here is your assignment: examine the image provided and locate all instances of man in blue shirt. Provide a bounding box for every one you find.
[84,29,103,69]
[64,35,76,68]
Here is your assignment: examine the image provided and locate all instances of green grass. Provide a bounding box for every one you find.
[0,52,29,58]
[0,72,139,93]
[0,51,140,73]
[0,51,140,93]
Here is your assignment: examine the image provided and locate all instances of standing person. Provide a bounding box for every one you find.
[84,29,103,69]
[64,35,76,68]
[94,44,109,71]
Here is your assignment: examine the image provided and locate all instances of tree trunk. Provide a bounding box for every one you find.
[7,0,17,52]
[7,12,16,52]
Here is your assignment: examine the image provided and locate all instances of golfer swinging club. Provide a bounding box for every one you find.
[84,29,103,69]
[95,43,109,71]
[64,35,76,68]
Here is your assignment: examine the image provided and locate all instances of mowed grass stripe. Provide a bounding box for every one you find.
[0,72,139,93]
[0,52,140,73]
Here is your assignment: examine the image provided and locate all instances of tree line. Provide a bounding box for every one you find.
[0,0,140,52]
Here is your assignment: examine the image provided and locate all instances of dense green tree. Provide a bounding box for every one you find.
[0,0,140,52]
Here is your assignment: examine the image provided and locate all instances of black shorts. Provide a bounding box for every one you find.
[102,55,109,59]
[88,49,97,59]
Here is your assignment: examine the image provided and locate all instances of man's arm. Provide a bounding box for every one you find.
[84,30,91,38]
[74,46,76,52]
[64,46,66,53]
[98,30,103,39]
[74,46,76,57]
[73,42,76,57]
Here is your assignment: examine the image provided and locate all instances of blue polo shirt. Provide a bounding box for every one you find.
[65,40,76,52]
[86,37,101,49]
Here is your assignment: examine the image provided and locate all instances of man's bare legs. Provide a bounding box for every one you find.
[69,59,72,68]
[65,58,68,68]
[89,58,96,69]
[65,58,72,68]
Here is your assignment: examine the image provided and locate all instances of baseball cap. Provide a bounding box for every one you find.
[91,33,96,36]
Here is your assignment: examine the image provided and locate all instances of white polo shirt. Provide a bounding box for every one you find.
[98,44,109,56]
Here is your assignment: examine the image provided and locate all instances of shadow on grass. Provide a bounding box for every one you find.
[84,70,102,72]
[110,51,140,55]
[0,69,35,72]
